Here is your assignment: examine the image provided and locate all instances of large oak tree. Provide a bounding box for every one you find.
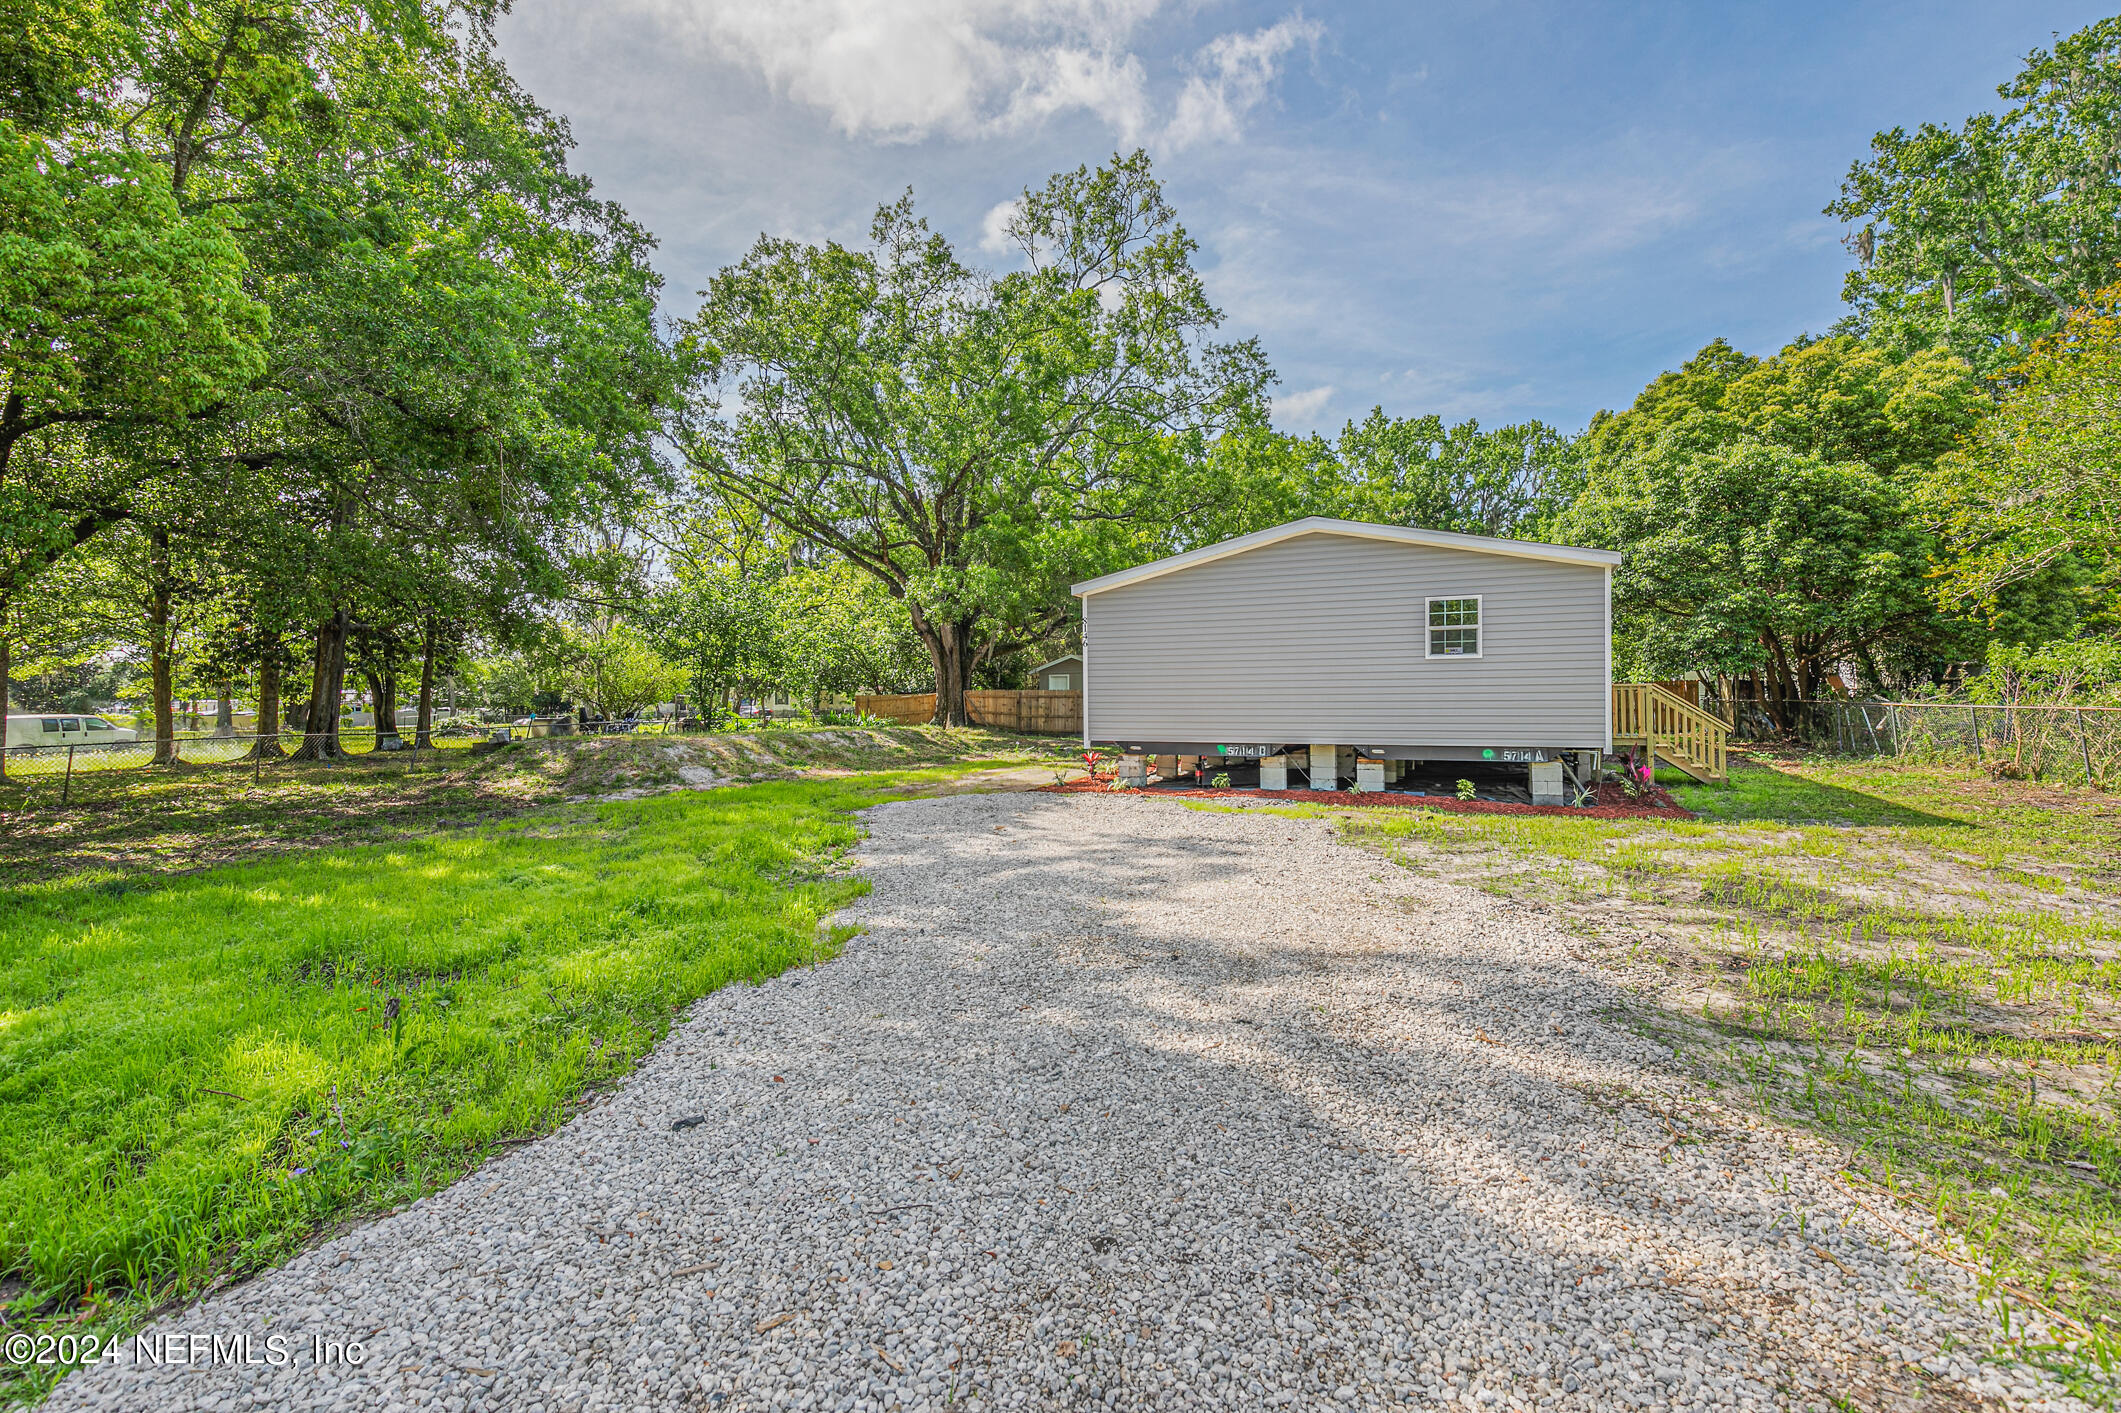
[675,152,1269,725]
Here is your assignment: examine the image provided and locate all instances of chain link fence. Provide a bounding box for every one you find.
[1700,694,2120,787]
[0,715,693,800]
[0,728,486,798]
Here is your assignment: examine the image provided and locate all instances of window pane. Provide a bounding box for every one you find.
[41,718,60,731]
[1428,598,1479,627]
[1430,627,1480,656]
[60,718,81,731]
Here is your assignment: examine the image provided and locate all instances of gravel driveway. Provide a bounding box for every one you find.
[50,792,2086,1412]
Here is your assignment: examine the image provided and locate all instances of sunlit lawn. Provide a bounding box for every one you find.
[0,770,964,1400]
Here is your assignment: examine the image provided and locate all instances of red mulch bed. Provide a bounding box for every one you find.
[1037,777,1692,820]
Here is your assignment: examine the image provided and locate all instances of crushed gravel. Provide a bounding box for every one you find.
[47,792,2090,1412]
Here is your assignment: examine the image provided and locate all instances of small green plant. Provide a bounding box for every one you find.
[1074,748,1114,784]
[1456,779,1478,801]
[1210,772,1232,788]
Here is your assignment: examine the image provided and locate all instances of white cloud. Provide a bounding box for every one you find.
[1272,383,1335,424]
[1166,15,1322,150]
[604,0,1313,147]
[978,197,1022,253]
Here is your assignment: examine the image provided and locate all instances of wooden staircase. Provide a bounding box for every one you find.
[1611,683,1730,784]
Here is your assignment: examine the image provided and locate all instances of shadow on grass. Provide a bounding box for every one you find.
[1674,758,1965,829]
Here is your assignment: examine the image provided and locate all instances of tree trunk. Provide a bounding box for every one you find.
[381,666,402,749]
[325,613,348,754]
[359,665,383,742]
[414,618,437,749]
[1761,637,1800,739]
[0,632,9,781]
[912,609,976,727]
[215,679,234,736]
[292,619,333,760]
[149,527,176,765]
[368,664,403,750]
[253,653,283,758]
[291,610,348,761]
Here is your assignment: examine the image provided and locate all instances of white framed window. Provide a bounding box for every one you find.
[1426,596,1482,658]
[1045,672,1071,691]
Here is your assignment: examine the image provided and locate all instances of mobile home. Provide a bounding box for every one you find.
[1071,517,1621,804]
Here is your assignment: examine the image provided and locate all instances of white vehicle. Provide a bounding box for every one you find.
[4,713,140,753]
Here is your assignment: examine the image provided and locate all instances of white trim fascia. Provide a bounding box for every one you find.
[1603,565,1614,753]
[1071,517,1624,598]
[1422,594,1484,660]
[1079,604,1091,748]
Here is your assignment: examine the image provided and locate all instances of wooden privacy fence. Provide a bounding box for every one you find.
[854,690,1082,735]
[852,693,937,725]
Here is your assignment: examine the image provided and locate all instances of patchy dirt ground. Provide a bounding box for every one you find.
[1316,759,2121,1374]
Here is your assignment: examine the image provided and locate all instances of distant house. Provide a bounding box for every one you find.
[1032,654,1082,692]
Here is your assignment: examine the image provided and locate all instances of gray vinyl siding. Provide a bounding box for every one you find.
[1083,532,1609,747]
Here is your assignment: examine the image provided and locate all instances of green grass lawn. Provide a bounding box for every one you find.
[1213,754,2121,1392]
[0,767,979,1401]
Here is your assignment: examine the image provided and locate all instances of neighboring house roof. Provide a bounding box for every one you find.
[1070,516,1623,598]
[1033,654,1082,674]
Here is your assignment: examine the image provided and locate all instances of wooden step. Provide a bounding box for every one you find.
[1651,745,1714,785]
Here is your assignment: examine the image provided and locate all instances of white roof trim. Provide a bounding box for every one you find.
[1032,654,1081,673]
[1071,517,1623,597]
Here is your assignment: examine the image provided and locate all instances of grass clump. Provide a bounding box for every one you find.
[0,770,957,1400]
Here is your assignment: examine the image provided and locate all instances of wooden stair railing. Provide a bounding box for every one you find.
[1611,682,1730,783]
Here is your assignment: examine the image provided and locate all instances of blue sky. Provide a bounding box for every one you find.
[497,1,2113,436]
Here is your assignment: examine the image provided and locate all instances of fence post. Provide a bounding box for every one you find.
[2078,709,2097,787]
[62,744,74,805]
[254,733,262,784]
[1969,705,1982,762]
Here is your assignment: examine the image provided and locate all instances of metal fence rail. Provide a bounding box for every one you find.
[1700,695,2121,787]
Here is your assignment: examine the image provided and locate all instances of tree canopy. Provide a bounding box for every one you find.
[1566,440,1937,722]
[1925,285,2121,634]
[0,0,676,758]
[1829,18,2121,375]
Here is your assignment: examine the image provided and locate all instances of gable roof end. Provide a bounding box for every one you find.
[1071,517,1623,598]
